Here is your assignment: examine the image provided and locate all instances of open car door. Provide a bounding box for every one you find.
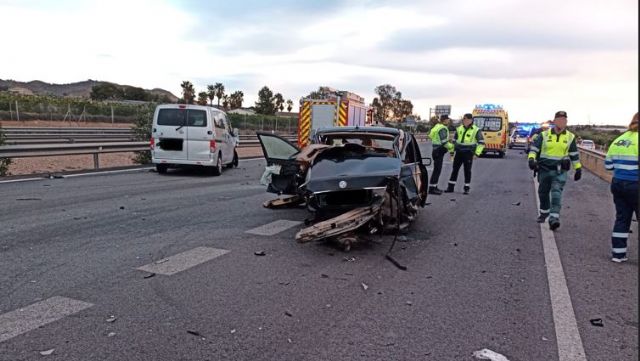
[256,132,302,195]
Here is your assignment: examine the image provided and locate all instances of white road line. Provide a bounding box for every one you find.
[137,247,229,276]
[245,219,302,236]
[533,178,587,361]
[0,177,44,184]
[0,296,93,343]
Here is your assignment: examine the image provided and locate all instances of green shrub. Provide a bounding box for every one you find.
[0,125,11,176]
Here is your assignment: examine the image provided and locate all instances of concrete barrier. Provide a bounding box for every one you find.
[578,147,612,183]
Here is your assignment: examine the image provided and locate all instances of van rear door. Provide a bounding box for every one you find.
[154,107,188,160]
[185,108,212,162]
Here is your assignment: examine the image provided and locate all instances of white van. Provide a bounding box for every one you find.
[151,104,239,175]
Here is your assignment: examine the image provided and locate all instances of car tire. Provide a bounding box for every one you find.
[156,164,168,174]
[211,154,222,176]
[498,151,505,158]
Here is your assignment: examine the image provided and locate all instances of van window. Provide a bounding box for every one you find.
[473,116,503,131]
[213,114,224,128]
[187,110,207,127]
[157,109,207,127]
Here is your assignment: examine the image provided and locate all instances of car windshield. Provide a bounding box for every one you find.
[473,116,503,131]
[157,109,207,127]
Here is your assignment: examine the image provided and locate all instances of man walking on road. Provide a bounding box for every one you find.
[528,111,582,230]
[605,112,638,263]
[445,113,485,195]
[428,114,454,195]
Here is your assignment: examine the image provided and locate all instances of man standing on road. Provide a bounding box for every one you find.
[604,112,638,263]
[445,113,485,195]
[428,114,454,195]
[528,111,582,230]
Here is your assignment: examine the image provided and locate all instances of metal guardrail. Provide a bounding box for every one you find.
[578,146,611,183]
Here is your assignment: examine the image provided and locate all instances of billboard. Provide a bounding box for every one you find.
[434,105,451,116]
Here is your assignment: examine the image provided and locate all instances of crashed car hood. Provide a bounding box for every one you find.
[305,155,401,193]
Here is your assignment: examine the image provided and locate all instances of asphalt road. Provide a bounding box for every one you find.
[0,144,637,361]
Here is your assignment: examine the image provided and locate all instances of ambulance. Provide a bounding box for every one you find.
[472,104,509,158]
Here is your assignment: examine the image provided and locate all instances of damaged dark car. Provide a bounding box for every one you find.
[257,127,430,250]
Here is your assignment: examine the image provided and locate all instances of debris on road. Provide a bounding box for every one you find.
[406,301,413,306]
[39,349,55,356]
[385,254,407,271]
[321,274,329,278]
[107,332,116,337]
[254,251,266,256]
[187,330,202,337]
[154,258,169,264]
[105,316,117,323]
[361,282,369,291]
[541,336,549,341]
[143,273,156,279]
[590,318,604,327]
[230,329,237,334]
[343,257,356,262]
[473,348,510,361]
[119,206,125,210]
[284,311,293,317]
[16,198,42,201]
[511,202,521,206]
[287,338,293,343]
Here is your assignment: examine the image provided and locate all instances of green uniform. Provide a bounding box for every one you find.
[528,128,582,221]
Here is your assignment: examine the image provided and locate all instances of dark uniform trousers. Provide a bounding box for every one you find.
[449,151,474,185]
[430,147,447,185]
[611,178,639,258]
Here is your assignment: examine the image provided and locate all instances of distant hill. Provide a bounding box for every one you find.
[0,79,178,102]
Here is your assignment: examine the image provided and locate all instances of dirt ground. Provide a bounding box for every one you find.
[1,120,263,175]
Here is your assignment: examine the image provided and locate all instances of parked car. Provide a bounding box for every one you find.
[151,104,239,175]
[580,139,595,150]
[257,127,430,249]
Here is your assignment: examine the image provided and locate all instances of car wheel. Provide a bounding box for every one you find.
[211,154,222,176]
[498,151,505,158]
[156,164,168,174]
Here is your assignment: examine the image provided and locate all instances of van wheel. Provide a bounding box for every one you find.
[211,154,222,176]
[156,164,168,174]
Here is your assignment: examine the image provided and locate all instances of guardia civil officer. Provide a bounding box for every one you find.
[444,113,485,195]
[428,114,454,195]
[528,111,582,230]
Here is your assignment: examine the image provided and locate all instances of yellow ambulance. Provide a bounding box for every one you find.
[471,104,509,158]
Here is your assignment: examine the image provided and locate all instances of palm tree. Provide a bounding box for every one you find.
[286,99,293,112]
[180,81,195,104]
[230,90,244,109]
[206,84,216,106]
[197,92,208,105]
[222,95,230,110]
[213,83,225,107]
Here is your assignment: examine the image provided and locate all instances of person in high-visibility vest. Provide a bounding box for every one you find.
[445,113,485,195]
[604,112,638,263]
[428,114,454,195]
[528,111,582,230]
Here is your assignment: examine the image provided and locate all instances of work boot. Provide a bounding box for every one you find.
[549,218,560,231]
[428,186,443,195]
[444,184,455,193]
[463,186,470,195]
[536,213,548,223]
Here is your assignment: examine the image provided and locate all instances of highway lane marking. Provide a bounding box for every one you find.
[0,177,45,184]
[0,296,93,343]
[533,178,587,361]
[137,247,230,276]
[63,167,153,178]
[245,219,302,236]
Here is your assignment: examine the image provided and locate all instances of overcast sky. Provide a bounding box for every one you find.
[1,0,637,125]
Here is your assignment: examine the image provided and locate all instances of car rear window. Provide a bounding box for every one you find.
[157,109,207,127]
